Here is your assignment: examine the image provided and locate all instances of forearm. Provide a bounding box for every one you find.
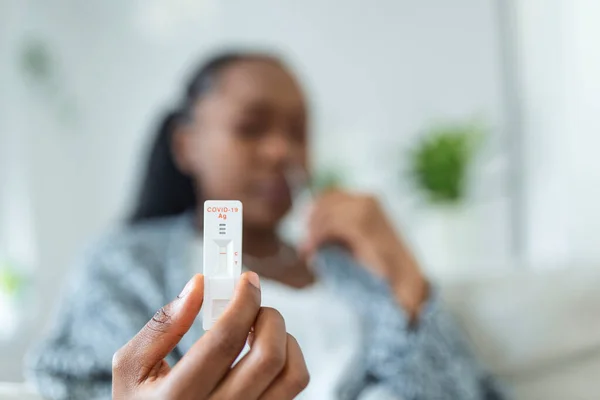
[26,252,166,400]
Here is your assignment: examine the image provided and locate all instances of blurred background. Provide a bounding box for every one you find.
[1,0,600,394]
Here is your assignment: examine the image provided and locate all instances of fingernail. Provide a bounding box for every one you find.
[247,272,260,290]
[178,277,195,298]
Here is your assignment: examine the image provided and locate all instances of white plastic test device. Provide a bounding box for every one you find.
[203,200,243,331]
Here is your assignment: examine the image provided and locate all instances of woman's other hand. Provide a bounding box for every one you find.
[112,272,309,400]
[301,190,429,319]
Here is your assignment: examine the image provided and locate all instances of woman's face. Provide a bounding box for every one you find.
[174,59,308,230]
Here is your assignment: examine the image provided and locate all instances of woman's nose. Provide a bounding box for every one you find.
[260,132,293,164]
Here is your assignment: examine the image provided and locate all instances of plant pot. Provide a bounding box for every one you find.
[0,291,19,341]
[412,204,476,276]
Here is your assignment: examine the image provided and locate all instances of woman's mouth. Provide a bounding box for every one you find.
[254,178,292,205]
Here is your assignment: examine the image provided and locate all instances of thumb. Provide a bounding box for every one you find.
[113,274,204,381]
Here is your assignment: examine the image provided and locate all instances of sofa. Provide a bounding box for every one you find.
[441,265,600,399]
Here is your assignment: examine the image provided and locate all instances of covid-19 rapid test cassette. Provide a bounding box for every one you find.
[203,200,243,331]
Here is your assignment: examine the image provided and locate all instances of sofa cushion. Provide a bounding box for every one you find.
[440,266,600,398]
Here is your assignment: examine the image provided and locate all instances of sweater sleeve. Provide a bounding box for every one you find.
[25,236,169,400]
[314,246,509,400]
[363,288,508,400]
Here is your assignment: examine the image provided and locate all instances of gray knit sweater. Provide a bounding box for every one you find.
[26,214,507,400]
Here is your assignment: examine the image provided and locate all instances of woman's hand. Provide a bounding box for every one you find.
[113,272,309,400]
[301,190,429,320]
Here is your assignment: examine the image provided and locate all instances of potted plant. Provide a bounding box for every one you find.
[407,120,484,272]
[0,257,26,340]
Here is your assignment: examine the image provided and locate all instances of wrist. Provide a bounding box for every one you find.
[394,273,429,321]
[387,253,429,321]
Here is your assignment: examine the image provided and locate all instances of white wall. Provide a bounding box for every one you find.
[515,0,572,267]
[0,0,507,381]
[564,1,600,263]
[0,0,36,267]
[0,0,39,381]
[516,0,600,267]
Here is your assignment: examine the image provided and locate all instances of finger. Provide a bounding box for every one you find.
[167,272,262,398]
[302,208,360,257]
[307,193,360,235]
[303,190,346,223]
[302,218,343,258]
[259,334,310,400]
[112,274,204,382]
[305,191,350,221]
[312,189,347,206]
[210,308,287,400]
[302,203,340,252]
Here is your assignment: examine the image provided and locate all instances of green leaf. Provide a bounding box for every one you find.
[312,168,345,192]
[0,261,25,296]
[408,120,484,204]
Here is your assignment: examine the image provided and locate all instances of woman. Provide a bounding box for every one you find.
[27,52,506,399]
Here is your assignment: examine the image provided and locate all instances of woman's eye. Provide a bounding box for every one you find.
[236,120,267,138]
[289,122,307,143]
